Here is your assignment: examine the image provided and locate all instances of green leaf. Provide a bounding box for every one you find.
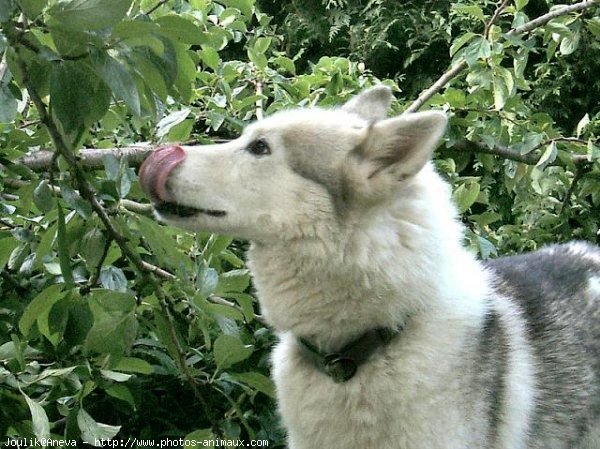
[85,290,138,356]
[100,369,132,382]
[79,227,106,269]
[545,21,571,37]
[90,50,141,116]
[576,113,590,138]
[559,30,580,55]
[18,283,65,336]
[492,66,514,110]
[60,180,92,218]
[103,153,120,181]
[0,84,18,123]
[112,357,153,374]
[536,141,557,169]
[35,223,57,270]
[156,108,191,138]
[39,294,70,346]
[0,237,20,269]
[99,266,128,292]
[18,0,46,19]
[50,61,97,134]
[254,36,271,54]
[0,0,15,21]
[461,36,490,66]
[327,71,343,96]
[247,47,267,70]
[213,334,253,370]
[229,371,275,398]
[156,15,208,45]
[105,384,136,409]
[22,392,51,441]
[515,132,545,155]
[78,408,121,445]
[220,0,254,18]
[216,269,250,294]
[451,4,485,21]
[33,180,54,213]
[453,182,481,213]
[587,17,600,37]
[185,429,214,445]
[450,32,475,58]
[48,0,132,31]
[273,56,296,74]
[64,297,94,346]
[57,202,75,286]
[587,140,600,161]
[477,236,497,259]
[515,0,529,11]
[199,47,220,71]
[196,260,219,298]
[167,119,193,142]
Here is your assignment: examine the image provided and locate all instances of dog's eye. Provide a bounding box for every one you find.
[246,138,270,156]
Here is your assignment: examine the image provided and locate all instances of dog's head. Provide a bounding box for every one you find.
[139,86,447,241]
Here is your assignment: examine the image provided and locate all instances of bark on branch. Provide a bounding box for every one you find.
[451,139,591,166]
[19,145,153,171]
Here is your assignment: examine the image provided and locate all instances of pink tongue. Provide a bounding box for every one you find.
[139,145,186,202]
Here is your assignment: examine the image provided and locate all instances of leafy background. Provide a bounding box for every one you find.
[0,0,599,446]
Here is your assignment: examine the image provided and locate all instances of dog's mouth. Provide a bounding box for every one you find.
[154,201,227,218]
[139,146,227,219]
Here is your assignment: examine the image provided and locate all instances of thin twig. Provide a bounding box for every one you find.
[145,0,169,15]
[141,261,176,279]
[255,80,264,120]
[209,295,266,325]
[484,0,510,39]
[559,164,588,216]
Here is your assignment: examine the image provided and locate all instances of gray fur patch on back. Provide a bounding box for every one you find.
[486,242,600,447]
[475,310,508,446]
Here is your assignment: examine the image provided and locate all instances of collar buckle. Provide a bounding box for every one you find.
[297,324,404,383]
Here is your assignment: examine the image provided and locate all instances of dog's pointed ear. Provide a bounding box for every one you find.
[342,86,393,121]
[354,111,447,180]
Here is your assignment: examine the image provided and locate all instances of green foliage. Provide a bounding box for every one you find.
[0,0,599,446]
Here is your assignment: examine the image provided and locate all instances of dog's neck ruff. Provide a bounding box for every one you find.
[297,326,402,383]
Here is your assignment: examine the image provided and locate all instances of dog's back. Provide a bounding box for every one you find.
[487,242,600,448]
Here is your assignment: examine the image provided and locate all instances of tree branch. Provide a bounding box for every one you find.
[405,61,467,113]
[451,139,590,165]
[405,0,600,113]
[18,145,153,171]
[507,0,599,36]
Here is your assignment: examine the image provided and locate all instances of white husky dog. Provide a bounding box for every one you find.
[139,86,600,449]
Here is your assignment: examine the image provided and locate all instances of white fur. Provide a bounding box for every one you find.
[146,87,571,448]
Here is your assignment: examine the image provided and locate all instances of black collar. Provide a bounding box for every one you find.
[297,326,402,383]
